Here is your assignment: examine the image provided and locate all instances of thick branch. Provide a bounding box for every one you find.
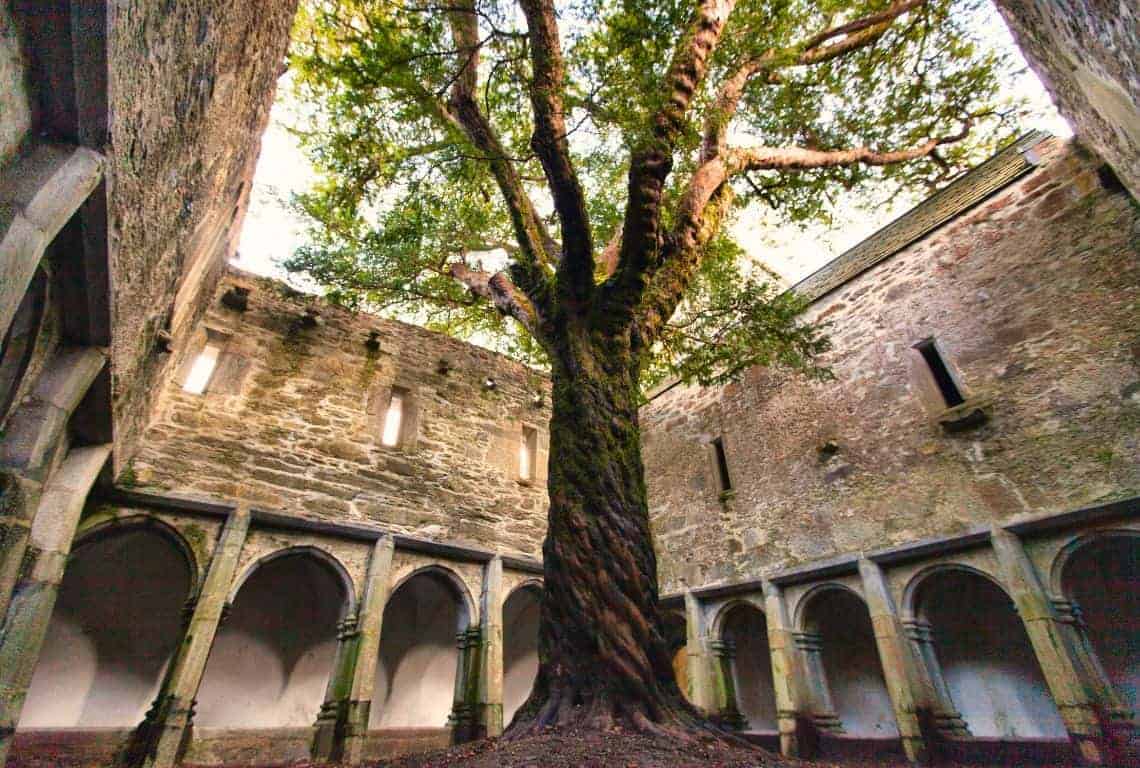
[518,0,594,304]
[604,0,738,319]
[702,0,927,161]
[803,0,926,52]
[444,1,556,312]
[449,262,539,336]
[642,125,968,342]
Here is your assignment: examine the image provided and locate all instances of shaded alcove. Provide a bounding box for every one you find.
[195,550,350,727]
[915,568,1066,738]
[502,585,541,725]
[720,603,777,732]
[802,588,898,737]
[1061,535,1139,715]
[371,568,469,728]
[19,524,192,728]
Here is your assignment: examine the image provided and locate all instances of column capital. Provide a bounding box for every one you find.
[793,631,823,652]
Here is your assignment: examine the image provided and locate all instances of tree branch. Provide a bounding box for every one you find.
[603,0,738,321]
[517,0,594,306]
[443,1,556,320]
[449,262,540,336]
[641,122,969,342]
[702,0,927,162]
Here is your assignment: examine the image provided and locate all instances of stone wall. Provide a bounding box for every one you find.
[642,139,1140,592]
[0,2,31,169]
[127,268,551,557]
[107,0,298,472]
[996,0,1139,199]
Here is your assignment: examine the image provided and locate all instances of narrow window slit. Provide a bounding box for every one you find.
[712,437,732,492]
[914,339,965,407]
[519,426,538,482]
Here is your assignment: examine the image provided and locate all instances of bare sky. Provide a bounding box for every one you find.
[233,4,1071,290]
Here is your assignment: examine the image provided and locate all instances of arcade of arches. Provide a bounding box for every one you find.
[0,0,1138,766]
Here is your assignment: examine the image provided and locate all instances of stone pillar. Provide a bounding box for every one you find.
[991,528,1107,764]
[793,631,842,734]
[1052,598,1135,752]
[902,618,970,738]
[448,627,483,743]
[0,444,111,766]
[477,557,504,738]
[683,590,716,712]
[311,612,361,762]
[763,581,808,757]
[343,536,394,766]
[136,507,251,768]
[709,639,746,731]
[858,558,930,764]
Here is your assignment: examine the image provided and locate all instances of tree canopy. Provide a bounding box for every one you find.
[284,0,1025,388]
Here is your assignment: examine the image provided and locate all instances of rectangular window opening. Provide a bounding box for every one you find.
[712,437,732,492]
[182,344,221,395]
[381,389,405,447]
[915,339,965,407]
[519,426,538,482]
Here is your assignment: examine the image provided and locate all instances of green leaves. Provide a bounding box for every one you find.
[285,0,1026,389]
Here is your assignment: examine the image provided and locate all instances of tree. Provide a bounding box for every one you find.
[286,0,1021,737]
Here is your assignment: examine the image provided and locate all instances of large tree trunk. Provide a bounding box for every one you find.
[507,327,705,737]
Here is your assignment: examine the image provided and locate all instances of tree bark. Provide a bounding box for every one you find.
[507,325,705,737]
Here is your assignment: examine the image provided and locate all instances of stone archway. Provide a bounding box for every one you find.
[195,549,350,727]
[502,584,541,726]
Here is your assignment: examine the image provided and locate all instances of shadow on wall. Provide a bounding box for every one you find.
[372,571,466,728]
[722,604,777,733]
[195,553,347,727]
[917,570,1066,739]
[502,586,540,725]
[19,528,191,728]
[1062,535,1139,716]
[805,589,899,738]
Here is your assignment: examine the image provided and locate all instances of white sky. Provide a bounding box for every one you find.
[233,3,1071,290]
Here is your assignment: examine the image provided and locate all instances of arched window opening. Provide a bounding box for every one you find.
[0,267,47,425]
[502,586,541,725]
[371,570,468,728]
[19,526,191,728]
[1061,536,1139,715]
[195,552,348,727]
[916,569,1066,738]
[721,604,777,733]
[802,588,898,738]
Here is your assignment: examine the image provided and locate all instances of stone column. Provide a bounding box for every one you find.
[448,627,483,743]
[902,618,970,738]
[1052,598,1135,752]
[763,581,808,757]
[991,528,1107,764]
[683,590,716,712]
[793,630,842,734]
[709,639,746,731]
[858,558,929,764]
[477,557,504,738]
[311,611,361,762]
[136,507,251,768]
[343,536,394,766]
[0,444,111,767]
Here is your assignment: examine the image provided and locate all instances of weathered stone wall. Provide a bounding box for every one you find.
[107,0,298,472]
[995,0,1139,199]
[0,2,31,169]
[643,139,1140,592]
[128,268,551,557]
